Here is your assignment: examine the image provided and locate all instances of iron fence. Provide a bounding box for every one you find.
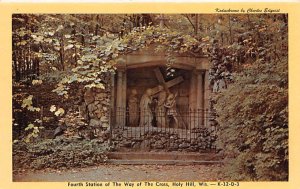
[111,107,217,140]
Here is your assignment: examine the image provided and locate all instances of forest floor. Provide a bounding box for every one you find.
[13,164,224,182]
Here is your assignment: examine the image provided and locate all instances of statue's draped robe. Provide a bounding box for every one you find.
[155,91,167,128]
[139,92,153,127]
[128,94,138,126]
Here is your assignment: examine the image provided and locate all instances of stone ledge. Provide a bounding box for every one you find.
[105,159,223,165]
[107,152,223,161]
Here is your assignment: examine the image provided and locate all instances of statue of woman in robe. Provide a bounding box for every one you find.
[128,89,138,127]
[139,88,153,127]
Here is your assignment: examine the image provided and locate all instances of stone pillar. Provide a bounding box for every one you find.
[196,71,204,127]
[122,71,127,126]
[189,71,197,129]
[116,70,126,127]
[188,72,197,129]
[204,70,210,127]
[110,72,115,128]
[189,70,205,129]
[189,72,197,110]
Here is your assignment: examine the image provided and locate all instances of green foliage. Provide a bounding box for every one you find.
[31,79,43,85]
[12,14,212,97]
[210,16,288,180]
[51,25,208,96]
[49,105,65,116]
[214,57,288,181]
[24,122,44,143]
[13,138,109,171]
[121,26,209,57]
[19,94,44,143]
[21,95,40,112]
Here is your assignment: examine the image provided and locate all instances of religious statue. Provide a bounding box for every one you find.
[128,89,138,127]
[164,92,179,128]
[155,87,167,128]
[139,88,153,127]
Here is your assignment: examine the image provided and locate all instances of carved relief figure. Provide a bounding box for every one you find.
[128,89,138,127]
[155,88,167,128]
[164,92,179,128]
[139,88,153,127]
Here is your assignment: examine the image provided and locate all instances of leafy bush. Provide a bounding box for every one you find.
[13,137,109,172]
[214,58,288,181]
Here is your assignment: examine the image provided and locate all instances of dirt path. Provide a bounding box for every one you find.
[13,164,223,182]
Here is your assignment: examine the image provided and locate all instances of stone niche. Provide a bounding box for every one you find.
[125,66,191,127]
[112,46,211,130]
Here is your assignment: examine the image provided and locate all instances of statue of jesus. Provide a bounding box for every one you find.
[155,88,167,128]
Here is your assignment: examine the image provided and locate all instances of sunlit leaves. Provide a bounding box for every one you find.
[33,35,44,42]
[51,24,208,97]
[50,105,65,116]
[121,25,208,58]
[84,83,105,89]
[32,80,43,85]
[56,24,64,32]
[52,83,69,96]
[25,123,35,131]
[81,54,97,62]
[21,95,33,108]
[48,31,55,36]
[24,123,43,143]
[54,108,65,116]
[64,44,74,50]
[68,75,78,83]
[28,106,40,112]
[24,123,44,143]
[21,95,40,112]
[50,105,56,112]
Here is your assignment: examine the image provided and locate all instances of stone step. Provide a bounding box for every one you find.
[106,159,223,165]
[107,152,224,165]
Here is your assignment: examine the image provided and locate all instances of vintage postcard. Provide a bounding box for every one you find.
[0,1,299,189]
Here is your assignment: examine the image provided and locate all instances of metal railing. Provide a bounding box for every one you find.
[111,107,216,140]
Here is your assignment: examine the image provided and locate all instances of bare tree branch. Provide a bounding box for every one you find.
[182,14,196,33]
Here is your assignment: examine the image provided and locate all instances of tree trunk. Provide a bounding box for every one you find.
[228,15,233,44]
[195,14,198,35]
[60,34,65,71]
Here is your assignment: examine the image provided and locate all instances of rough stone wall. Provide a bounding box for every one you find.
[81,87,111,132]
[111,128,217,152]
